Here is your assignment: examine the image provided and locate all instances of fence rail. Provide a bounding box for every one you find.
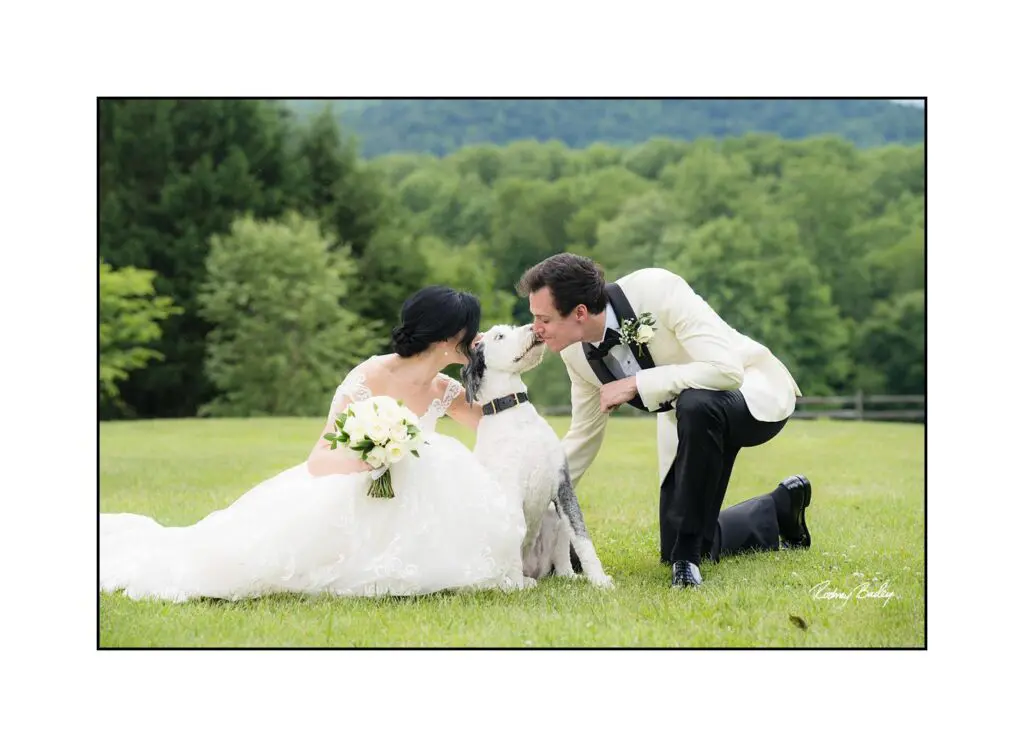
[792,392,924,421]
[537,392,925,422]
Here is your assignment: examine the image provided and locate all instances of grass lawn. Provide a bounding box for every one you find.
[99,416,924,648]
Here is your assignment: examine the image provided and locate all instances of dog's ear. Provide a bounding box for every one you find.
[460,342,486,404]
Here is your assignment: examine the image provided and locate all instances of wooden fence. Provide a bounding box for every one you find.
[538,392,925,422]
[791,393,924,422]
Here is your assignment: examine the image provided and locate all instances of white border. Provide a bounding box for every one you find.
[10,0,1018,741]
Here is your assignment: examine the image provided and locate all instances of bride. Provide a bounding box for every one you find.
[100,286,531,602]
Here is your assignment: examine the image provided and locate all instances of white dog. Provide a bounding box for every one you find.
[462,323,614,589]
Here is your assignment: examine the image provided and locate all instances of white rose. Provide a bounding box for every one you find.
[346,400,373,422]
[385,441,407,463]
[408,431,426,452]
[366,418,391,445]
[636,324,655,344]
[373,396,401,420]
[343,416,367,443]
[390,424,411,442]
[365,446,387,469]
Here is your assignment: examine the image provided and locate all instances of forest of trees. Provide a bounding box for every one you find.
[99,99,924,421]
[286,98,925,156]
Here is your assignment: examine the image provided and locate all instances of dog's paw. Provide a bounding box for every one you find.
[500,575,538,592]
[589,574,615,590]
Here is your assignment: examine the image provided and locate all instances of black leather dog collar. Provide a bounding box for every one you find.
[481,392,530,416]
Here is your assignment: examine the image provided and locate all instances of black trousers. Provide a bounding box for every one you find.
[659,388,788,565]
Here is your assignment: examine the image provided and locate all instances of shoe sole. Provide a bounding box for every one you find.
[779,477,810,541]
[798,475,812,506]
[797,476,811,547]
[778,476,812,549]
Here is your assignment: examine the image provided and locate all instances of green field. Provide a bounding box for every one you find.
[99,416,925,648]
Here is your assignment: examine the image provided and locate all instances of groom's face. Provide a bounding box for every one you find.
[529,287,587,353]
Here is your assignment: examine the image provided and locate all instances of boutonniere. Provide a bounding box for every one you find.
[619,312,658,356]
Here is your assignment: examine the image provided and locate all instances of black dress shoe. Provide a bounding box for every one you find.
[671,561,703,588]
[776,475,812,548]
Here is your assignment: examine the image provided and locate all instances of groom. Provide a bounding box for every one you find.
[517,253,813,589]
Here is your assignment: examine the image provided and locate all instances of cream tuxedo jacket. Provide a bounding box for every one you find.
[560,267,802,487]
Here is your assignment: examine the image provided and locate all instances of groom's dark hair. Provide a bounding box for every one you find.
[516,253,608,317]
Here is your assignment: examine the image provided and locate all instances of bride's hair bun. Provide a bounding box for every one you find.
[391,324,427,357]
[391,286,483,359]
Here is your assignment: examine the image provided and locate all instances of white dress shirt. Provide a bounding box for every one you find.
[590,305,642,380]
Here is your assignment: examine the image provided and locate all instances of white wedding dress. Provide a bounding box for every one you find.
[100,369,530,602]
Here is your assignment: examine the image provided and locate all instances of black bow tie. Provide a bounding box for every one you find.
[586,329,622,360]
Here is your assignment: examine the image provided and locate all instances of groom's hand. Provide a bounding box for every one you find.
[600,377,638,412]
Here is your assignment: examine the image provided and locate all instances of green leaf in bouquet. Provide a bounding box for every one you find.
[410,450,420,458]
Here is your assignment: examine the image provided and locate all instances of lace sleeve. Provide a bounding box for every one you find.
[438,374,464,415]
[331,370,372,415]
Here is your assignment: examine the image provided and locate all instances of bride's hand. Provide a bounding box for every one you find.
[308,447,373,477]
[333,455,373,475]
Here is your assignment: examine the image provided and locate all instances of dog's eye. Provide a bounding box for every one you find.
[495,334,504,341]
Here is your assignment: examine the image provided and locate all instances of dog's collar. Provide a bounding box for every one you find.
[481,392,529,416]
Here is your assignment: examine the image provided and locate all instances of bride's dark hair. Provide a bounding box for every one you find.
[391,286,482,359]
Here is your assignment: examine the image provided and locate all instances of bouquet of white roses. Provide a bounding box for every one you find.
[323,395,426,498]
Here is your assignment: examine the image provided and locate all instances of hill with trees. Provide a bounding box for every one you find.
[285,98,925,157]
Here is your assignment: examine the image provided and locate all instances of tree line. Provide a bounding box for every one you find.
[99,99,924,420]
